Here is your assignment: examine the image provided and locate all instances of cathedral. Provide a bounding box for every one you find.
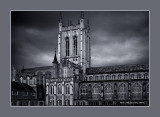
[11,12,149,106]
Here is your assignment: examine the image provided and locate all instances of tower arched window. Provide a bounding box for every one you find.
[66,37,69,56]
[73,36,77,56]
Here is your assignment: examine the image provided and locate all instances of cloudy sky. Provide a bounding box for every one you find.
[11,11,149,68]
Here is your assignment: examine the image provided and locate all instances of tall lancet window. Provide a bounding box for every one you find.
[73,36,77,56]
[66,37,69,56]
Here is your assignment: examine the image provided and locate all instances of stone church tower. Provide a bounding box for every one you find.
[57,12,91,73]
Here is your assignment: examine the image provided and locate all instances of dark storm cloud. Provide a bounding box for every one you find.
[11,11,149,68]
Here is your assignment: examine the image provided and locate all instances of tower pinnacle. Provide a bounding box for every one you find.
[53,49,58,64]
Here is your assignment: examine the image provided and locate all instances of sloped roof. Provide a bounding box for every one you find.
[21,66,53,73]
[11,81,35,92]
[86,64,149,75]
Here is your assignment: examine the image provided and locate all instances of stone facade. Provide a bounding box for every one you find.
[11,12,149,106]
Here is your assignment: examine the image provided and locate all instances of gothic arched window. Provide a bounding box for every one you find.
[118,83,127,100]
[73,36,77,56]
[66,37,69,56]
[80,85,87,99]
[104,84,114,100]
[132,82,142,100]
[92,85,100,99]
[58,84,62,94]
[66,84,70,94]
[50,85,54,95]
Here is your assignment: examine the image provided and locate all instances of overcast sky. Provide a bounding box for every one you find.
[11,11,149,68]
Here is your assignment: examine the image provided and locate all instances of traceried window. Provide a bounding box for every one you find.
[66,37,69,56]
[132,82,142,100]
[58,84,62,94]
[118,83,127,100]
[66,84,70,94]
[73,36,77,56]
[104,84,114,100]
[92,85,100,99]
[80,85,87,99]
